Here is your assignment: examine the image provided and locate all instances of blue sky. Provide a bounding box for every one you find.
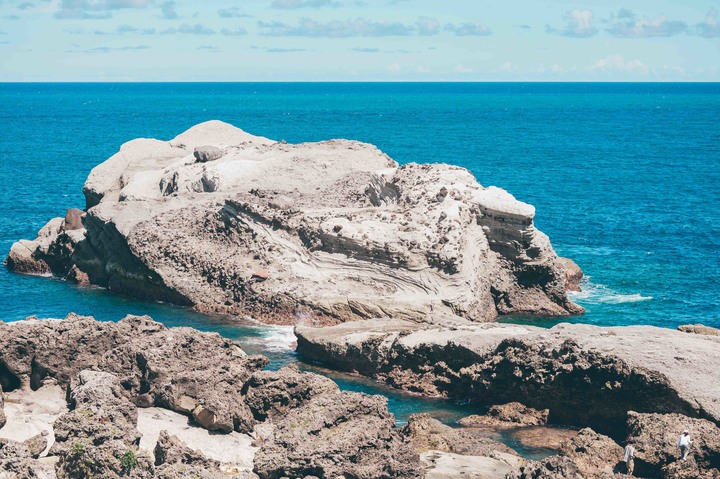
[0,0,718,81]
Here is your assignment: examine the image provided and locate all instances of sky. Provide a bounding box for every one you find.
[0,0,718,81]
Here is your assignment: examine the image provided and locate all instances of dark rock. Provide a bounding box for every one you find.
[558,428,624,477]
[254,391,422,479]
[0,439,47,478]
[626,411,720,477]
[402,413,517,456]
[194,145,223,163]
[506,455,586,479]
[0,384,5,429]
[244,365,338,421]
[154,430,218,470]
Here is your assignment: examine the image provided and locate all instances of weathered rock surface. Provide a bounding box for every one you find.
[7,120,582,324]
[402,413,518,457]
[253,391,421,478]
[677,324,720,336]
[0,314,267,434]
[626,411,720,477]
[296,318,720,437]
[0,385,5,430]
[559,257,583,292]
[1,315,421,479]
[421,450,519,479]
[459,403,549,428]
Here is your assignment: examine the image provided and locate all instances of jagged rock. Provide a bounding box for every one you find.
[296,319,720,438]
[0,314,267,434]
[153,430,220,474]
[243,365,338,421]
[402,413,517,457]
[63,208,84,231]
[506,455,587,479]
[661,457,720,479]
[7,120,582,324]
[253,391,422,479]
[677,324,720,336]
[459,403,549,428]
[0,438,49,479]
[21,434,48,460]
[194,145,223,163]
[0,385,5,430]
[626,412,720,477]
[558,428,624,477]
[559,257,583,292]
[52,370,154,479]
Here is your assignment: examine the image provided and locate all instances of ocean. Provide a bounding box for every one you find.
[1,82,718,444]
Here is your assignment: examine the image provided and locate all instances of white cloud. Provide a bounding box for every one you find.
[387,62,401,72]
[546,9,597,38]
[454,63,473,74]
[697,8,720,38]
[588,54,648,75]
[606,10,687,37]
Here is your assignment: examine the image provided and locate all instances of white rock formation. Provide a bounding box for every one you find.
[7,121,582,324]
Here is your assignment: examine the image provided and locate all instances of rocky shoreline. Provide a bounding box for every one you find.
[7,121,582,324]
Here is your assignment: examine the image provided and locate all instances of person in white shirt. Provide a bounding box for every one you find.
[677,430,692,460]
[623,444,636,475]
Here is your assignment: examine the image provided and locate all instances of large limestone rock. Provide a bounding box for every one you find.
[458,402,549,428]
[296,318,720,437]
[7,121,582,324]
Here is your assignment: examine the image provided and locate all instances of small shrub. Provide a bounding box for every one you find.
[120,450,138,474]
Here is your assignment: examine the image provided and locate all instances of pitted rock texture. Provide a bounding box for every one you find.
[458,403,549,428]
[253,391,421,479]
[7,120,582,324]
[296,319,720,438]
[402,413,518,457]
[0,314,267,434]
[626,411,720,478]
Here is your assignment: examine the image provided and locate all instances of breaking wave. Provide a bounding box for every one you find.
[569,277,653,305]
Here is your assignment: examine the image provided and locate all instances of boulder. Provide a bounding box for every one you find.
[243,365,338,421]
[559,257,583,292]
[52,370,153,479]
[193,145,223,163]
[64,208,84,231]
[459,402,549,428]
[558,428,624,477]
[677,324,720,336]
[253,391,422,479]
[0,438,49,479]
[8,120,583,324]
[626,411,720,477]
[402,413,517,457]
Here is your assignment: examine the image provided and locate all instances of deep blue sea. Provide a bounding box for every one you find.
[1,83,718,450]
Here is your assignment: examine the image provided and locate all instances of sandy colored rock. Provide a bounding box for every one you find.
[296,318,720,437]
[7,120,583,324]
[677,324,720,336]
[559,257,583,292]
[402,413,517,457]
[194,145,223,163]
[459,403,549,428]
[253,391,421,479]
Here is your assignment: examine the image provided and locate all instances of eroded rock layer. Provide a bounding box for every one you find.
[295,319,720,438]
[6,121,582,324]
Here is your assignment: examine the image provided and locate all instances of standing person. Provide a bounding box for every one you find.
[624,444,636,475]
[677,430,692,460]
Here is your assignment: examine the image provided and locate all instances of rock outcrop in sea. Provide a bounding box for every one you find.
[6,120,582,324]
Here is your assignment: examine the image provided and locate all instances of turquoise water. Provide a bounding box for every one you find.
[1,83,719,451]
